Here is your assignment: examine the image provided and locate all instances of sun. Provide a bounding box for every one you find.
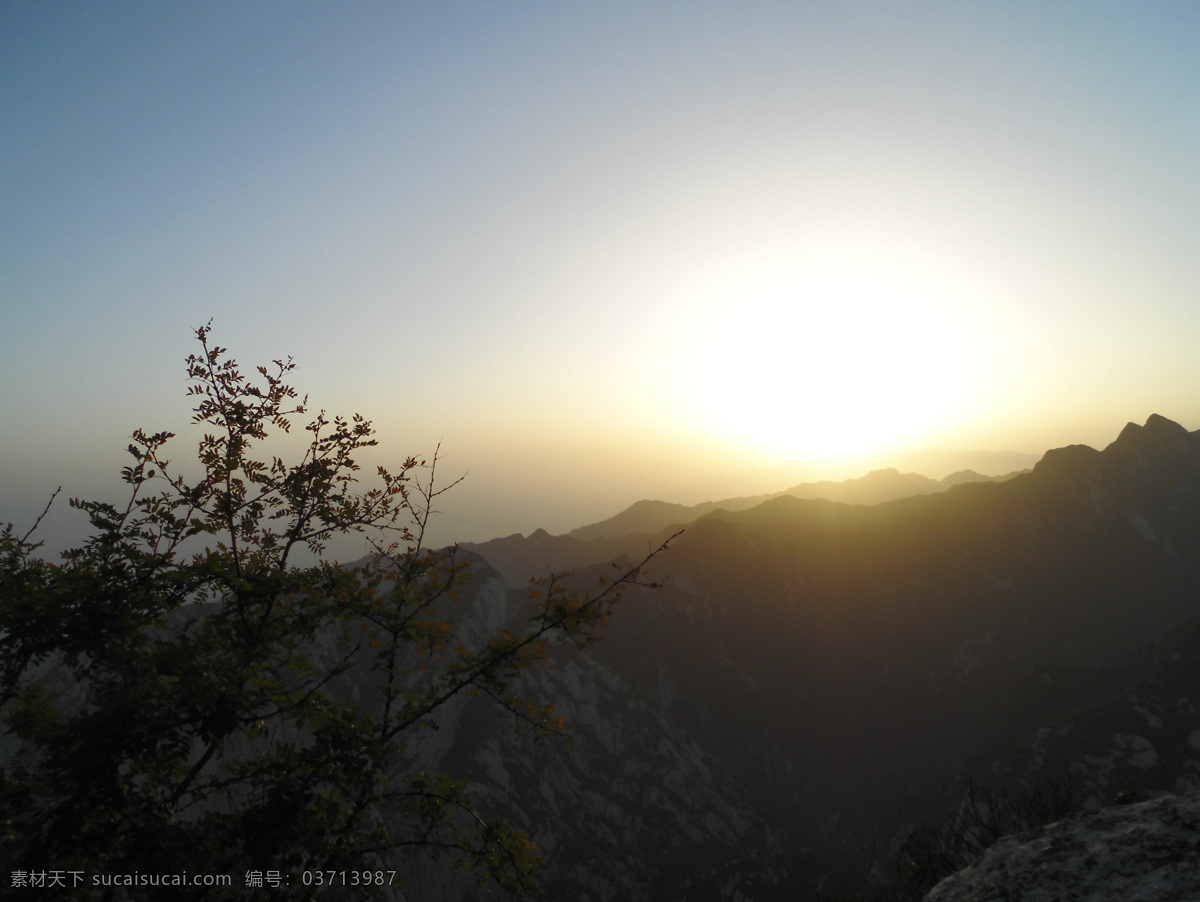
[670,261,985,460]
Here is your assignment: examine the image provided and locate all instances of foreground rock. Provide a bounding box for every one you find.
[923,792,1200,901]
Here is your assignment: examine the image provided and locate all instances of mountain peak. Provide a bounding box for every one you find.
[1144,412,1190,441]
[1105,414,1191,456]
[941,469,986,486]
[1032,443,1101,480]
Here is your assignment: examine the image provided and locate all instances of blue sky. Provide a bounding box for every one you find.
[4,2,1200,551]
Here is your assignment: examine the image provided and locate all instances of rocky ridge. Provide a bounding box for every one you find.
[923,791,1200,902]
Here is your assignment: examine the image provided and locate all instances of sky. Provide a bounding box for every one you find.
[3,2,1200,554]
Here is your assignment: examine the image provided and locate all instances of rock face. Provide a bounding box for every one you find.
[394,556,791,901]
[923,792,1200,902]
[969,611,1200,821]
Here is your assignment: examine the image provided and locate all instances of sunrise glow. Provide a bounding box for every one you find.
[669,261,987,460]
[3,3,1200,546]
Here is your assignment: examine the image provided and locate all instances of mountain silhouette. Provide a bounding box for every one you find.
[464,466,1026,586]
[435,414,1200,898]
[568,467,1025,542]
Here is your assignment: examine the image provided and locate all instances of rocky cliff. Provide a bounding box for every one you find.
[923,791,1200,902]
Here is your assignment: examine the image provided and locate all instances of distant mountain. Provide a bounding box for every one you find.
[568,468,1025,544]
[457,527,660,589]
[675,449,1042,504]
[465,467,1027,585]
[783,465,1023,502]
[436,413,1200,899]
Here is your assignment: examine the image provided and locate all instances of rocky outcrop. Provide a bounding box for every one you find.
[923,792,1200,901]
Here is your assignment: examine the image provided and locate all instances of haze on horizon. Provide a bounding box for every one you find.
[3,2,1200,554]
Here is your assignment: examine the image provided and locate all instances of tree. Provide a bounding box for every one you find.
[0,325,673,899]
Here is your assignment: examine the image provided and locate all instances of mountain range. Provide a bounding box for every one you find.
[410,413,1200,899]
[463,466,1027,588]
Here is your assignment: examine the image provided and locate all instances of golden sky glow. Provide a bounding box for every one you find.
[3,4,1200,550]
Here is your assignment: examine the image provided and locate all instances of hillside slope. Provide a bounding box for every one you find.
[441,414,1200,897]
